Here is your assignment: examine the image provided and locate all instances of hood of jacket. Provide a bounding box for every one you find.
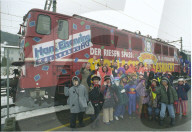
[72,76,80,86]
[161,77,171,88]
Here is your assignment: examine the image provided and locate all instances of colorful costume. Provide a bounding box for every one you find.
[125,80,138,116]
[98,66,112,86]
[88,58,99,71]
[135,78,149,117]
[175,82,190,116]
[89,83,104,127]
[147,84,160,120]
[117,67,126,77]
[111,65,118,77]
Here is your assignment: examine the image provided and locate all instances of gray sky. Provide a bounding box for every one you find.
[1,0,191,52]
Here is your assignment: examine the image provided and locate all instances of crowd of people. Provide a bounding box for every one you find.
[64,56,191,129]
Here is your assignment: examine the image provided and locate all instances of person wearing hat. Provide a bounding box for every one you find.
[124,64,129,74]
[111,57,119,77]
[101,75,116,125]
[97,55,104,67]
[124,73,138,118]
[175,78,190,116]
[167,72,173,86]
[88,55,99,71]
[146,71,155,89]
[117,67,126,77]
[147,79,160,121]
[64,76,88,129]
[113,76,128,120]
[135,72,149,119]
[89,74,104,128]
[153,77,178,126]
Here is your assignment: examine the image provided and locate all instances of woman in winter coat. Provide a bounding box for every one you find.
[80,62,92,92]
[64,76,88,128]
[113,76,128,120]
[101,75,116,125]
[175,78,190,116]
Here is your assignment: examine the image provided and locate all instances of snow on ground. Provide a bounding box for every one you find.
[1,96,14,106]
[1,105,70,124]
[1,100,56,117]
[1,75,14,79]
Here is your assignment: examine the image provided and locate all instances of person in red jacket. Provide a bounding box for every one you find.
[125,64,135,74]
[137,62,145,74]
[98,65,112,86]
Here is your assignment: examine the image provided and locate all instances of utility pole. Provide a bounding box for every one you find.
[6,48,10,118]
[180,37,183,52]
[44,0,53,11]
[53,0,56,13]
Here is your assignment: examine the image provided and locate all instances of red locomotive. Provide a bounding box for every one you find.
[14,8,180,103]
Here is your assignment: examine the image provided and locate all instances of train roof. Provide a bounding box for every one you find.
[27,8,177,49]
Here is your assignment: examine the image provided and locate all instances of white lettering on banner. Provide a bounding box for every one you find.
[121,51,133,58]
[104,49,120,57]
[157,55,174,62]
[33,30,92,66]
[90,48,101,56]
[90,48,133,58]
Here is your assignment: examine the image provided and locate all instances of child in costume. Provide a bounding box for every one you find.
[111,57,119,77]
[117,67,126,77]
[175,78,190,116]
[113,76,128,120]
[89,74,104,128]
[147,79,160,121]
[135,73,149,119]
[125,73,138,118]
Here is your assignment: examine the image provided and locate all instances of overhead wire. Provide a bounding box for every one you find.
[90,0,181,40]
[1,0,190,45]
[142,0,191,37]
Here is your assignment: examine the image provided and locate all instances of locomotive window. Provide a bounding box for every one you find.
[131,37,142,51]
[91,26,111,45]
[114,31,129,49]
[162,45,168,55]
[36,15,51,35]
[169,47,174,56]
[154,43,161,54]
[58,20,69,40]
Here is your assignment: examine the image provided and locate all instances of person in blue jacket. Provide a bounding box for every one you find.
[124,73,138,118]
[175,78,190,116]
